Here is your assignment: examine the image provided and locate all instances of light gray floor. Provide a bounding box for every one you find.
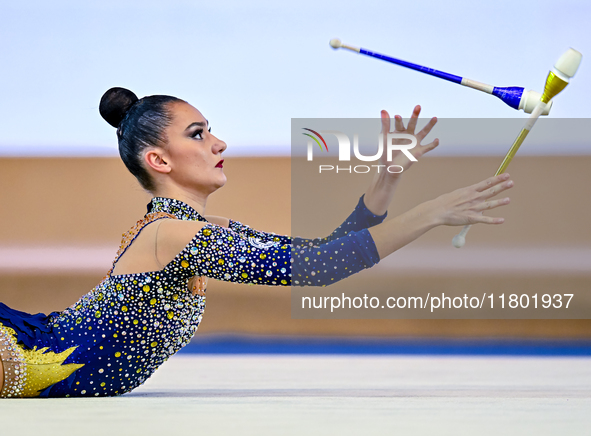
[1,355,590,435]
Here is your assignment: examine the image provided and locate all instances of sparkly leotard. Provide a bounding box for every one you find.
[0,195,385,398]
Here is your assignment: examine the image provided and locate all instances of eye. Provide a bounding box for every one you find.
[208,126,211,133]
[191,129,204,140]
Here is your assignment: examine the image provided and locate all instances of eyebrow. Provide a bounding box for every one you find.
[184,120,209,131]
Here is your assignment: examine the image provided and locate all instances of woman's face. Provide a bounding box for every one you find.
[160,101,227,194]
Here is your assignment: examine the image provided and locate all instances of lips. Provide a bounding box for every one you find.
[215,159,224,168]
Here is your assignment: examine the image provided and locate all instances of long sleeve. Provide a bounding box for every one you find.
[294,194,388,247]
[167,195,385,287]
[291,227,381,286]
[227,194,387,247]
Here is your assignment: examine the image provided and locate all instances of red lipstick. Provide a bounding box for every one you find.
[215,159,224,168]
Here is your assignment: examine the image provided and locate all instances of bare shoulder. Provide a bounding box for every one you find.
[156,219,212,263]
[203,215,230,228]
[158,219,210,243]
[111,219,217,276]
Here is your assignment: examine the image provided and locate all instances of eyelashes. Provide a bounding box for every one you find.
[191,126,212,140]
[191,129,204,140]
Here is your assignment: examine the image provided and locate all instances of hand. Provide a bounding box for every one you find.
[427,173,514,226]
[363,105,439,216]
[367,173,514,259]
[380,105,439,176]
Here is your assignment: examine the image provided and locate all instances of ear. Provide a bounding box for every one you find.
[144,148,172,174]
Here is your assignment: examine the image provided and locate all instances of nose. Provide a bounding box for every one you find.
[213,137,227,154]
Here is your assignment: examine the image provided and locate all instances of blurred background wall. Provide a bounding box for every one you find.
[1,156,589,338]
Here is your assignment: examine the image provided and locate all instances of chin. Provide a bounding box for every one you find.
[212,174,227,190]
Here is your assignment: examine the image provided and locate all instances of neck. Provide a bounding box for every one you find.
[151,187,209,216]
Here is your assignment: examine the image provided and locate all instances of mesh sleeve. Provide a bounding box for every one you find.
[228,194,387,247]
[167,224,381,287]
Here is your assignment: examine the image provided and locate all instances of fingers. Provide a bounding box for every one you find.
[474,197,510,212]
[380,110,391,137]
[416,116,438,142]
[394,114,405,131]
[406,105,421,134]
[473,215,505,225]
[412,138,439,161]
[445,174,513,227]
[480,179,514,199]
[470,177,512,225]
[473,173,511,192]
[421,138,439,154]
[385,106,435,139]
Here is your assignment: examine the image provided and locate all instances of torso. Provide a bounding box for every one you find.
[44,197,215,397]
[2,197,290,398]
[50,258,206,396]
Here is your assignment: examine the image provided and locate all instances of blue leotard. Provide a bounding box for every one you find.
[0,195,385,398]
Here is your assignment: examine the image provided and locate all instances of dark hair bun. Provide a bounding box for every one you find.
[99,87,139,128]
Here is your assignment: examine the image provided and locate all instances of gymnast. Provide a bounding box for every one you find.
[0,87,513,397]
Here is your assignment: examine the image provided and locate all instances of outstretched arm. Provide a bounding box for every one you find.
[227,194,387,248]
[165,222,381,287]
[369,174,513,258]
[159,174,513,287]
